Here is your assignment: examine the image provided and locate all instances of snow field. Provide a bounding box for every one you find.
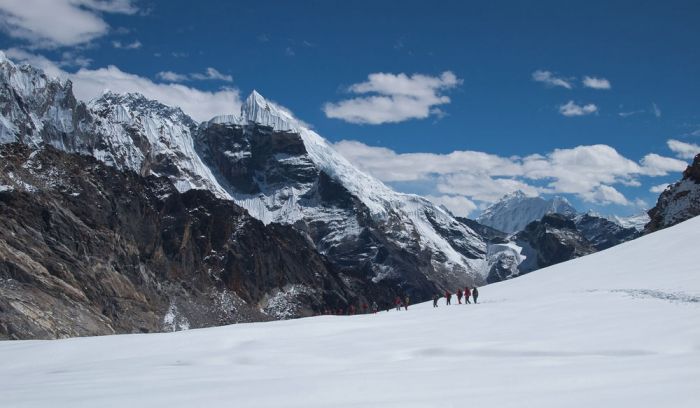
[1,217,699,407]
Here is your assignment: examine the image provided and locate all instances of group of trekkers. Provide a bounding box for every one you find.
[433,286,479,307]
[316,287,479,316]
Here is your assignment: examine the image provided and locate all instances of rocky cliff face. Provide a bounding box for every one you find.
[0,144,362,339]
[574,213,640,250]
[194,92,490,295]
[645,154,700,233]
[514,214,596,274]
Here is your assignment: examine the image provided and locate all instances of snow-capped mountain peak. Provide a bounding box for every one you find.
[477,191,577,233]
[198,90,489,287]
[240,90,298,131]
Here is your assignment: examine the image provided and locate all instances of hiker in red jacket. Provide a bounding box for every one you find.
[445,290,452,305]
[464,286,472,304]
[395,296,402,311]
[456,288,463,304]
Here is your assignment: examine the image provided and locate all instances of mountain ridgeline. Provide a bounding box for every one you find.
[0,53,489,339]
[0,52,697,339]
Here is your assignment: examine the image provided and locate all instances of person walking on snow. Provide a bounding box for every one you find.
[433,294,439,307]
[472,286,479,304]
[371,301,378,314]
[395,296,402,311]
[404,296,410,311]
[456,288,463,304]
[464,286,471,304]
[445,290,452,305]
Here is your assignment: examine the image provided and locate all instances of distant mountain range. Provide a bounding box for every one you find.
[1,51,697,340]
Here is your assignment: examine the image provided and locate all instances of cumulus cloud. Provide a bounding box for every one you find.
[5,48,241,122]
[424,195,478,217]
[667,139,700,160]
[639,153,688,176]
[334,140,686,207]
[323,71,462,124]
[559,100,598,117]
[531,70,573,89]
[436,174,541,203]
[0,0,137,48]
[156,67,233,83]
[582,76,611,90]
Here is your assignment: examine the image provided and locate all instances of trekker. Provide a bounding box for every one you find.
[464,286,471,304]
[445,290,452,305]
[371,301,378,314]
[456,288,463,304]
[395,296,402,311]
[433,294,439,307]
[404,296,410,311]
[472,286,479,304]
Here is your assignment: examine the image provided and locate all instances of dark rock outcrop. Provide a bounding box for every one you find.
[0,144,360,339]
[514,214,596,274]
[574,213,639,250]
[645,154,700,233]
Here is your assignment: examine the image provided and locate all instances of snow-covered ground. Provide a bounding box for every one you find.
[1,217,699,408]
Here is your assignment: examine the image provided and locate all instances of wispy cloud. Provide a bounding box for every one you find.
[559,100,598,117]
[582,75,611,90]
[112,40,142,50]
[651,103,661,118]
[323,71,462,125]
[156,67,232,83]
[0,0,138,48]
[532,70,573,89]
[618,110,645,118]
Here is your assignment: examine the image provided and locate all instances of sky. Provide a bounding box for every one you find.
[1,0,699,217]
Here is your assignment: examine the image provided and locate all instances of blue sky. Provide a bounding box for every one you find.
[1,0,699,217]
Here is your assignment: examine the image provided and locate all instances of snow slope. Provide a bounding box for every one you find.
[1,216,698,408]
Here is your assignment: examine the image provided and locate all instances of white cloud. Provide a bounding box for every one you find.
[156,67,232,83]
[582,76,611,90]
[156,70,189,82]
[436,174,541,203]
[559,100,598,117]
[652,103,661,118]
[323,71,462,124]
[112,39,141,50]
[650,183,669,194]
[531,70,573,89]
[5,49,241,122]
[584,185,629,205]
[424,195,477,217]
[618,110,644,118]
[334,140,686,208]
[0,0,137,48]
[639,153,688,176]
[191,67,232,82]
[667,139,700,160]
